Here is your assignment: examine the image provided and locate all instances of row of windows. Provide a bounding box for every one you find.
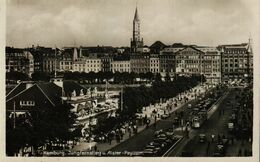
[75,64,100,68]
[7,53,24,57]
[20,101,35,106]
[224,59,248,62]
[150,69,159,72]
[150,60,159,63]
[86,60,101,63]
[111,64,130,67]
[61,62,72,65]
[84,69,100,72]
[150,64,159,67]
[224,64,248,67]
[224,69,249,72]
[224,50,247,54]
[112,69,131,72]
[185,64,199,68]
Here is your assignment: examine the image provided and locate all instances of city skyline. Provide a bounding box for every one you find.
[7,0,256,48]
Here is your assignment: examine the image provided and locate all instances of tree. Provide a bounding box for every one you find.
[139,73,146,82]
[154,73,162,84]
[31,72,50,81]
[6,72,29,81]
[145,72,154,82]
[97,71,104,83]
[88,71,96,83]
[103,71,113,81]
[6,103,76,156]
[129,72,138,84]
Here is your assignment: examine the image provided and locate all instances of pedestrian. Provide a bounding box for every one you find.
[94,145,97,151]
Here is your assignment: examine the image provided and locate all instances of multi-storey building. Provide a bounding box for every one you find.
[197,46,221,83]
[59,48,75,72]
[130,54,150,74]
[218,41,253,83]
[42,48,61,73]
[84,57,102,73]
[111,59,131,73]
[149,54,160,73]
[43,56,59,73]
[159,52,176,77]
[100,54,112,72]
[6,47,34,77]
[175,46,204,75]
[30,46,54,72]
[73,59,86,72]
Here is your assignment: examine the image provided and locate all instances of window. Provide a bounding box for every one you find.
[20,100,35,106]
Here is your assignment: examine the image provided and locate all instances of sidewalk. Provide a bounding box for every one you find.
[73,84,208,152]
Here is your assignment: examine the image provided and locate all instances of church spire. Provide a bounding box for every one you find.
[134,6,139,21]
[131,5,143,52]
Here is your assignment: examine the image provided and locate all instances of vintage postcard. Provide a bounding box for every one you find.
[1,0,259,162]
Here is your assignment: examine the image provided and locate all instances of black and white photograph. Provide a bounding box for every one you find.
[2,0,260,160]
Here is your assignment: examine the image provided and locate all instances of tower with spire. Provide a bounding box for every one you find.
[131,6,143,52]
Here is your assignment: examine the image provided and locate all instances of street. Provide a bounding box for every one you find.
[109,85,217,152]
[167,87,252,157]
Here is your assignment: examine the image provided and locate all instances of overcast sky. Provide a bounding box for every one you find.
[6,0,257,48]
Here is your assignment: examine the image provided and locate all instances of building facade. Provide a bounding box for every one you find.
[73,59,86,72]
[197,46,221,83]
[101,54,112,72]
[175,46,204,75]
[218,41,253,83]
[130,54,150,74]
[159,52,176,77]
[111,60,131,73]
[6,47,34,77]
[149,54,160,74]
[84,57,102,73]
[60,49,73,72]
[43,57,57,73]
